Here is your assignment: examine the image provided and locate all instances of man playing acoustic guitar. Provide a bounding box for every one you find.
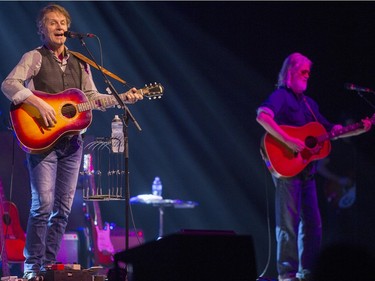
[1,4,143,280]
[256,52,371,281]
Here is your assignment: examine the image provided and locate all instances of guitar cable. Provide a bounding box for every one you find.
[128,201,144,246]
[256,163,274,281]
[94,148,143,248]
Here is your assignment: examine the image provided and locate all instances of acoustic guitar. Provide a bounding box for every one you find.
[0,178,26,276]
[261,115,374,178]
[10,84,164,154]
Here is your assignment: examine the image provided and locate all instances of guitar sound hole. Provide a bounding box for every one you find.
[305,136,317,148]
[62,104,77,118]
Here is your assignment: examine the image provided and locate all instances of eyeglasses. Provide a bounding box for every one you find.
[299,70,310,77]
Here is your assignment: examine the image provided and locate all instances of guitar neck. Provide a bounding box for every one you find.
[319,121,364,142]
[92,200,104,229]
[323,113,375,142]
[83,154,104,229]
[331,122,363,138]
[77,84,163,112]
[77,90,137,112]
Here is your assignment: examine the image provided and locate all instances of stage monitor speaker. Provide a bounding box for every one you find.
[56,232,79,264]
[114,230,257,281]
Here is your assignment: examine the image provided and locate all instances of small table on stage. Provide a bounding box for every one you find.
[130,194,198,239]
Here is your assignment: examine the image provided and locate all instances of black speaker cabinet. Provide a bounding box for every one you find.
[114,230,257,281]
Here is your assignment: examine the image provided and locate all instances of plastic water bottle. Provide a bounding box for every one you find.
[152,177,162,197]
[111,115,124,153]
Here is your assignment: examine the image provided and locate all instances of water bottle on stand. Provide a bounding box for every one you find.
[111,115,124,153]
[152,176,163,197]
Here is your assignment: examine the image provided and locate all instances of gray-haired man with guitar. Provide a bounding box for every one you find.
[256,52,372,281]
[1,4,144,280]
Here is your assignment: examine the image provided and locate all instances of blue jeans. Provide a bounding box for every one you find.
[273,165,322,281]
[24,135,83,273]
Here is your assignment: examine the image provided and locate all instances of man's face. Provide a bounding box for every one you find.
[41,11,67,49]
[289,63,311,94]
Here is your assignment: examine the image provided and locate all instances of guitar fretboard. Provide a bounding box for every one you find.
[77,92,137,112]
[318,121,367,143]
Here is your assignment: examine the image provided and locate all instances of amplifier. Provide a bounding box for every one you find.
[56,232,79,264]
[56,229,144,266]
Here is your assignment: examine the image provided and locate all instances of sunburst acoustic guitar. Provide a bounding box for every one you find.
[10,84,163,154]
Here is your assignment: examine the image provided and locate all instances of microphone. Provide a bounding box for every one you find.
[64,31,95,39]
[344,83,375,94]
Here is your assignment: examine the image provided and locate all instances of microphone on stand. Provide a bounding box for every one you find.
[64,31,95,39]
[344,83,375,94]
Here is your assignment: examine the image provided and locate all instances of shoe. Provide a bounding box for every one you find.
[23,272,44,281]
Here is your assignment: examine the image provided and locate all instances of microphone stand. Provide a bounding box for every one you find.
[77,36,141,253]
[355,91,375,110]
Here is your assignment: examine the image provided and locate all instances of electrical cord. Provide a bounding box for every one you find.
[257,163,274,280]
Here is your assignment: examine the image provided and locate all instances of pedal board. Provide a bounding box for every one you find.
[41,269,93,281]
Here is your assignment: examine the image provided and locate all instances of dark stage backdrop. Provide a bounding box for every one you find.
[1,1,375,278]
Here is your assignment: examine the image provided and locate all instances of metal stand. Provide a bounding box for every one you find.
[158,206,164,239]
[130,196,198,239]
[77,36,141,251]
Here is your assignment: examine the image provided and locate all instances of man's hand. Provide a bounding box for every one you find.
[24,95,57,127]
[284,135,305,153]
[362,117,372,132]
[124,87,143,104]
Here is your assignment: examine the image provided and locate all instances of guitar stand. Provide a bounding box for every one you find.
[82,139,129,201]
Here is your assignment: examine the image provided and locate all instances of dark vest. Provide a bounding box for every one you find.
[33,47,82,93]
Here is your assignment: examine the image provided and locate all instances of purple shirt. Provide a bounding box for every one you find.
[258,87,333,132]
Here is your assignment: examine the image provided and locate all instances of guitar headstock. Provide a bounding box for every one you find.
[142,83,164,100]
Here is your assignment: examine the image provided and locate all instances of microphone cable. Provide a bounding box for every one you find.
[256,162,274,281]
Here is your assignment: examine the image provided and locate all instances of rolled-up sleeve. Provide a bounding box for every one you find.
[257,106,274,118]
[1,50,42,105]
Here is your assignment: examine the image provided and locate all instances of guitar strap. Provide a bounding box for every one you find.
[303,95,318,122]
[69,51,127,85]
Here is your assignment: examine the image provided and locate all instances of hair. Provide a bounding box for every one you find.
[36,3,71,40]
[277,52,312,88]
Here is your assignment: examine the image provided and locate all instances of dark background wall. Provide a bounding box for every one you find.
[1,1,375,278]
